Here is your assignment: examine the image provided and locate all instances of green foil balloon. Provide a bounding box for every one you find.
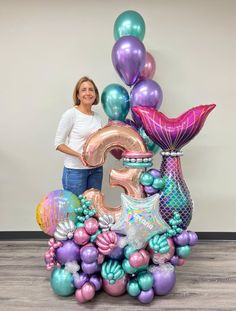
[139,128,160,154]
[127,279,141,296]
[114,10,145,41]
[50,268,75,296]
[101,84,130,121]
[137,271,154,291]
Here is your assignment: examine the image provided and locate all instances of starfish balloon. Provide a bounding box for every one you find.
[111,193,170,249]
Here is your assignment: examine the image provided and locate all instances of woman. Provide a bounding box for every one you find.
[55,76,103,196]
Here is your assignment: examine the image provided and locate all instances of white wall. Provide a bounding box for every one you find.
[0,0,235,232]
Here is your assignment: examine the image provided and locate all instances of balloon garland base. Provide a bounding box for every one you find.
[44,194,198,305]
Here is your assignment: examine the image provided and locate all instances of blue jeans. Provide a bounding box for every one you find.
[62,166,103,196]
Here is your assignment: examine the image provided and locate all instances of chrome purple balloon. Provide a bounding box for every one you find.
[73,272,89,289]
[151,263,176,296]
[55,240,80,264]
[138,288,154,304]
[131,79,163,127]
[112,36,146,86]
[81,261,101,275]
[80,245,98,264]
[89,274,102,291]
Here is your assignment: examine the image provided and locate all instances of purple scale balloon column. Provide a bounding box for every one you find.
[132,104,216,229]
[159,154,192,229]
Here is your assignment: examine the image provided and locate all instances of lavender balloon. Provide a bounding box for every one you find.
[73,272,89,289]
[131,79,163,127]
[144,186,158,195]
[188,231,198,246]
[173,231,189,246]
[90,274,102,291]
[138,288,154,304]
[148,168,161,179]
[112,35,146,86]
[81,261,101,275]
[55,240,80,265]
[80,246,98,264]
[150,263,176,296]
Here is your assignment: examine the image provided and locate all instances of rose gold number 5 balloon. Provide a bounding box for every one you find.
[82,122,147,220]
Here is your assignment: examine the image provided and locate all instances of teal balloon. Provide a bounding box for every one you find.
[152,178,165,190]
[137,271,154,291]
[127,279,141,296]
[50,268,75,296]
[176,245,191,258]
[114,10,145,41]
[140,172,154,186]
[101,84,130,121]
[124,244,137,259]
[122,259,137,274]
[139,128,160,154]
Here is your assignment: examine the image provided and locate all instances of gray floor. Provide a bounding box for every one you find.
[0,240,235,311]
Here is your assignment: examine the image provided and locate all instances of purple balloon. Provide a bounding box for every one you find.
[80,246,98,264]
[89,274,102,291]
[131,79,163,127]
[73,272,89,289]
[108,246,124,260]
[148,168,161,179]
[173,231,189,246]
[112,36,146,86]
[81,261,101,275]
[144,186,158,195]
[138,288,154,304]
[188,231,198,246]
[151,264,176,296]
[55,240,80,264]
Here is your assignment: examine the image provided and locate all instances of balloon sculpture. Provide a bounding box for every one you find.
[36,10,215,305]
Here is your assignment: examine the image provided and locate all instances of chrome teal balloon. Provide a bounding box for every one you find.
[114,10,145,41]
[137,271,154,291]
[101,84,130,121]
[140,172,154,186]
[50,267,75,296]
[127,279,141,297]
[139,127,160,154]
[176,245,191,258]
[152,178,165,190]
[122,259,137,274]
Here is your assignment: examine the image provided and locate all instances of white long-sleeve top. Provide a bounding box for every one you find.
[54,107,102,169]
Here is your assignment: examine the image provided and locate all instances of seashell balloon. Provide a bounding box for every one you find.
[96,231,118,255]
[54,219,76,241]
[98,214,115,231]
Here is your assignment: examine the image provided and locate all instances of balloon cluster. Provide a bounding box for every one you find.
[101,10,161,156]
[139,168,165,196]
[44,191,198,304]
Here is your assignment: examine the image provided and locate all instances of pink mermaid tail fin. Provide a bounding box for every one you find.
[132,104,216,151]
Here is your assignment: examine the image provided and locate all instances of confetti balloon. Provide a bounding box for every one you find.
[36,190,79,236]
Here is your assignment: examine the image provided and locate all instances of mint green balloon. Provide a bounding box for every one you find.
[139,127,160,154]
[101,84,130,121]
[114,10,145,41]
[152,178,165,190]
[140,172,154,186]
[176,245,191,258]
[122,259,137,274]
[137,271,154,291]
[50,268,75,296]
[127,279,141,296]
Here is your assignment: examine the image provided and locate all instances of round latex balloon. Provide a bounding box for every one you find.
[50,267,75,296]
[113,10,145,41]
[112,36,146,86]
[36,190,79,236]
[139,51,156,81]
[130,79,163,127]
[101,84,130,121]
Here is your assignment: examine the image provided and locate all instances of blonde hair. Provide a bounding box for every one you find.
[73,76,99,106]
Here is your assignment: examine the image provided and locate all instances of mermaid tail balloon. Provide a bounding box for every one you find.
[132,104,216,229]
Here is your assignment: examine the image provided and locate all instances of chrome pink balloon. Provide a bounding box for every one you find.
[129,249,150,268]
[132,104,216,151]
[96,231,118,255]
[139,51,156,80]
[84,218,99,235]
[102,274,128,296]
[75,282,96,303]
[112,36,146,86]
[73,228,90,246]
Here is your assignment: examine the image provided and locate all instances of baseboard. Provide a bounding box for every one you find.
[0,231,235,240]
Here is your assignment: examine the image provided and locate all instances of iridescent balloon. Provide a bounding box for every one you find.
[112,36,146,86]
[50,267,75,296]
[101,84,130,121]
[36,190,79,236]
[113,10,145,41]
